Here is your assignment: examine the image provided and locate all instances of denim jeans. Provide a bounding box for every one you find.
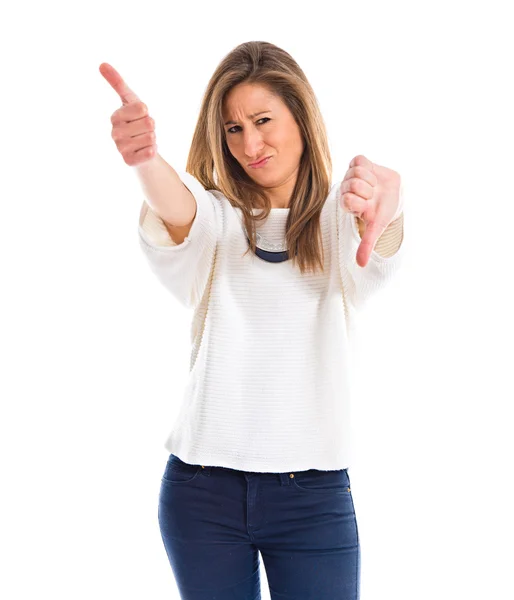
[158,453,361,599]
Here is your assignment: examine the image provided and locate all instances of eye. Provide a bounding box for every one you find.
[227,117,271,134]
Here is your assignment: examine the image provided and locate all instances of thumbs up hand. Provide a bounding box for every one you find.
[99,62,158,166]
[339,155,404,268]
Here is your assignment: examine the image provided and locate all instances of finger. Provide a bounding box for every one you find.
[112,117,155,146]
[111,103,148,126]
[356,218,388,267]
[343,165,377,188]
[99,62,140,105]
[340,177,374,201]
[340,192,368,218]
[349,154,374,172]
[125,115,155,137]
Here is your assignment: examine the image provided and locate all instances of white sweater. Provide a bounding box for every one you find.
[138,170,405,473]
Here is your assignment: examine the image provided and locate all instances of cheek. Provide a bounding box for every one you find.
[225,138,239,157]
[270,128,299,153]
[285,133,304,159]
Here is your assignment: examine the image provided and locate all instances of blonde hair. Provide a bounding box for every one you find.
[185,41,333,275]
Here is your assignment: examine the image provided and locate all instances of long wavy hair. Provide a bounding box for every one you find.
[185,41,333,275]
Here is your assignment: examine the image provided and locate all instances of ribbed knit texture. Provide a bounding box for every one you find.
[138,170,405,472]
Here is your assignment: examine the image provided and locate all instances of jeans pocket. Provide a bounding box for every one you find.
[162,453,202,485]
[292,468,351,494]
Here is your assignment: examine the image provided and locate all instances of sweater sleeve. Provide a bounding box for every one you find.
[336,186,405,311]
[137,169,222,309]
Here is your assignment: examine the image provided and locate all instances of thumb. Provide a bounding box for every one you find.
[356,219,386,267]
[99,62,140,105]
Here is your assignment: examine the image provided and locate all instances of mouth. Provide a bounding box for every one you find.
[248,156,272,168]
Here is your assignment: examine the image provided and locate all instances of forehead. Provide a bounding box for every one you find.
[222,83,278,116]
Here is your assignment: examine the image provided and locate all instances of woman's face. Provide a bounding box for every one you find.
[222,82,304,188]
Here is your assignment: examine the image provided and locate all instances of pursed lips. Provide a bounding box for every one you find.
[249,156,271,167]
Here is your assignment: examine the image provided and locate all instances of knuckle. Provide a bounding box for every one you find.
[354,166,364,178]
[349,178,360,193]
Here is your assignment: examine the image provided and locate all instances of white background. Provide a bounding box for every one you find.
[2,0,513,598]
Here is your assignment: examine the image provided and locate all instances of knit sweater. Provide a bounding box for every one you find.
[137,170,405,473]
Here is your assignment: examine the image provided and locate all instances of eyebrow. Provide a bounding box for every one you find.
[224,110,271,125]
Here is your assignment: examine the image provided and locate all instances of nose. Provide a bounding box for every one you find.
[243,128,265,160]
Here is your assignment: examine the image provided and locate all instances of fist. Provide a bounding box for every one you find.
[99,62,158,167]
[339,154,403,267]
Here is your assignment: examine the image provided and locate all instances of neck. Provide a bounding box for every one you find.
[265,168,299,209]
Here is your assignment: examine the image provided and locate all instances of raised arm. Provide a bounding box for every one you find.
[135,153,197,245]
[99,62,197,244]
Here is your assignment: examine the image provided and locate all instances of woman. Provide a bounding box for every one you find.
[101,40,404,600]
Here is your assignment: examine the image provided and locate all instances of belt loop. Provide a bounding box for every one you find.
[279,472,293,486]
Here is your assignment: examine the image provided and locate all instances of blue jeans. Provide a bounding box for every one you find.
[158,453,361,599]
